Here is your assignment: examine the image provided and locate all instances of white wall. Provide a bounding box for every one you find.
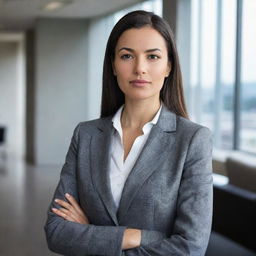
[176,0,192,114]
[35,19,89,165]
[86,16,116,120]
[0,34,26,159]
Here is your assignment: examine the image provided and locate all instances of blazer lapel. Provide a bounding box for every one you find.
[117,106,177,222]
[90,117,119,226]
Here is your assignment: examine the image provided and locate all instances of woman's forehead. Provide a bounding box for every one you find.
[116,27,167,52]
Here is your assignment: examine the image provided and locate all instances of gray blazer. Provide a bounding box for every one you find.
[44,105,213,256]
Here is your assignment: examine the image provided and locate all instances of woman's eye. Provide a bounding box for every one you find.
[148,55,160,60]
[121,54,133,60]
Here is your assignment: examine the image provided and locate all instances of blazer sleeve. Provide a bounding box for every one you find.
[44,123,126,256]
[123,127,213,256]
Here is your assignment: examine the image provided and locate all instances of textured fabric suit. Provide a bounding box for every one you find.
[44,105,213,256]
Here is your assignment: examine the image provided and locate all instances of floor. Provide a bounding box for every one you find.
[0,157,59,256]
[0,156,255,256]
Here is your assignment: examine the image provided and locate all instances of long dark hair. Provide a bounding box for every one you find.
[100,10,189,119]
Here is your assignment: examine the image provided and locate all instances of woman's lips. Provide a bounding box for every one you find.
[129,79,151,87]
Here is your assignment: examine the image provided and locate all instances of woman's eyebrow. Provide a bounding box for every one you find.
[118,47,162,53]
[145,48,162,53]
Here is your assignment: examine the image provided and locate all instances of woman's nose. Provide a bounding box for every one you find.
[133,58,147,75]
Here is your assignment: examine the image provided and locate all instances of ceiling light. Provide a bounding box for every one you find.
[43,0,72,12]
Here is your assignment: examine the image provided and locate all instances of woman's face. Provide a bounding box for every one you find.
[112,26,171,103]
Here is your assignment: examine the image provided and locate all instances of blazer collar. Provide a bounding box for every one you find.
[155,104,176,132]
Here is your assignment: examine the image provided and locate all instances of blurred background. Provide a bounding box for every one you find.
[0,0,255,255]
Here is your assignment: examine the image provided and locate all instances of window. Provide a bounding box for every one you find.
[240,0,256,153]
[188,0,256,154]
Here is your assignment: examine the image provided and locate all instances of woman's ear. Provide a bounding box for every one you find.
[165,62,171,77]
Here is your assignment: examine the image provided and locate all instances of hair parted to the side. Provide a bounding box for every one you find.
[100,10,189,119]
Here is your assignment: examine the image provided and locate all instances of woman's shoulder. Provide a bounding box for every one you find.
[160,105,211,137]
[176,114,212,139]
[74,116,113,135]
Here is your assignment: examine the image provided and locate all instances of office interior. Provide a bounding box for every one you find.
[0,0,255,255]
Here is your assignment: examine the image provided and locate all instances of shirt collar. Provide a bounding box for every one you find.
[112,103,162,136]
[150,103,162,125]
[112,105,124,138]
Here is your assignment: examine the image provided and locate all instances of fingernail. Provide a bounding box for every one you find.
[65,193,70,197]
[54,199,59,203]
[52,208,57,211]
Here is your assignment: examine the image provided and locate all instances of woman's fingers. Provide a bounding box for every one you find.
[54,198,72,210]
[52,194,90,224]
[52,207,75,222]
[65,193,84,216]
[65,194,90,223]
[53,198,78,219]
[52,206,88,224]
[58,207,78,221]
[52,206,82,223]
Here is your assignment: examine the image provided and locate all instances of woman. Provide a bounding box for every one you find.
[45,10,213,256]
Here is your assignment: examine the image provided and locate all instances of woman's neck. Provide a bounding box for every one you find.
[121,98,161,130]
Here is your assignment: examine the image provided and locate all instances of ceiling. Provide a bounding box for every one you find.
[0,0,144,31]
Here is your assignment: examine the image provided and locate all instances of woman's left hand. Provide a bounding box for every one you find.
[52,193,89,224]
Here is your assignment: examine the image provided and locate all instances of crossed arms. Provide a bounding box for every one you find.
[44,123,213,256]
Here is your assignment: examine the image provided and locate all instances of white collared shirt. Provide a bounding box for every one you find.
[110,104,162,209]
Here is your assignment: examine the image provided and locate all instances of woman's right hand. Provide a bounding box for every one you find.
[52,193,89,224]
